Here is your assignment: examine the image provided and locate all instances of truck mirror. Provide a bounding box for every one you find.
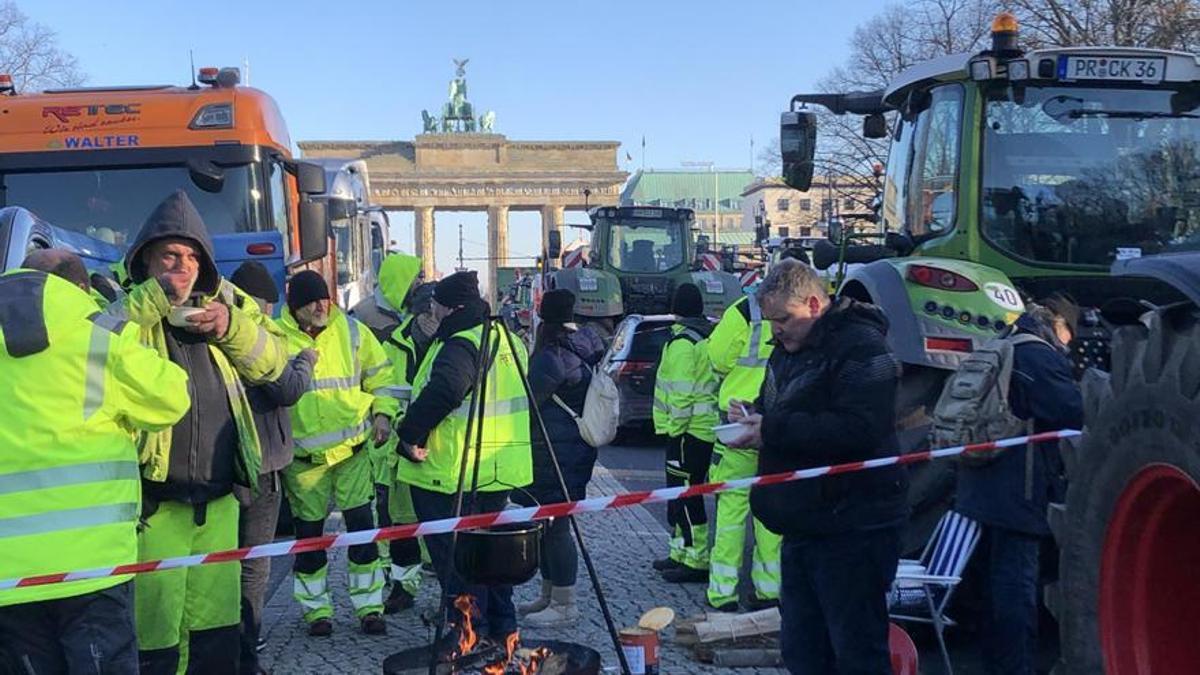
[295,161,327,195]
[863,113,888,139]
[327,198,356,221]
[696,234,710,255]
[781,110,817,191]
[827,219,844,245]
[755,224,769,245]
[547,230,562,260]
[298,199,329,263]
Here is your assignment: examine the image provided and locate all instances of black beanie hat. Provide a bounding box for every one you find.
[287,270,330,312]
[231,261,279,304]
[539,289,576,324]
[672,282,704,318]
[434,270,480,307]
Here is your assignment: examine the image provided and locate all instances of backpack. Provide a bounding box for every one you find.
[930,333,1046,467]
[553,349,620,448]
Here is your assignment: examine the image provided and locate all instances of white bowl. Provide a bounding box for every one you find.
[167,306,205,327]
[713,422,750,446]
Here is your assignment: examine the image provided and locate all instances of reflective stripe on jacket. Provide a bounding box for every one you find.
[277,307,398,465]
[397,324,533,493]
[653,324,719,441]
[0,271,190,605]
[709,293,773,413]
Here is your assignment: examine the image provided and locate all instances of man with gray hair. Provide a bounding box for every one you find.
[729,259,907,674]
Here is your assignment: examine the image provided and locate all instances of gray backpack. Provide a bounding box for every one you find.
[930,333,1046,467]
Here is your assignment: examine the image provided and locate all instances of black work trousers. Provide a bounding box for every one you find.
[410,487,516,640]
[665,434,712,561]
[0,581,138,675]
[780,526,900,675]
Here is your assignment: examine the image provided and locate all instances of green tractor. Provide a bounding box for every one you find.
[546,205,743,336]
[781,13,1200,672]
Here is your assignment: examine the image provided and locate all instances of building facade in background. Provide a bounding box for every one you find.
[740,176,877,240]
[620,169,756,237]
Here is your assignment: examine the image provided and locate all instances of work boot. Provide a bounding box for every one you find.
[360,612,388,635]
[517,580,553,616]
[307,619,333,637]
[745,596,780,612]
[384,585,415,614]
[652,557,683,571]
[661,566,709,584]
[523,586,579,628]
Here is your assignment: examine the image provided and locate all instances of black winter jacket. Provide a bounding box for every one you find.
[127,191,238,505]
[247,353,314,475]
[519,327,605,503]
[750,298,909,536]
[397,298,487,447]
[955,313,1084,535]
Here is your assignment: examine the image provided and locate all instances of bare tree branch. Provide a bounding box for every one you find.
[0,2,83,91]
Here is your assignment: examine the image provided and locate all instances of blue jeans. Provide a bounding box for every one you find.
[410,486,516,639]
[780,527,899,675]
[0,581,138,675]
[979,525,1040,675]
[539,515,578,587]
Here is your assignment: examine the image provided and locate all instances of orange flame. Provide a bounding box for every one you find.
[518,647,552,675]
[452,594,477,657]
[504,631,520,661]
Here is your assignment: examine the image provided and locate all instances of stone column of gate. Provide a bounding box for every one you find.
[486,204,509,304]
[414,206,436,280]
[540,204,565,266]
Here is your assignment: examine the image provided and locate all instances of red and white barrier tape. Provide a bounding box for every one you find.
[1,429,1080,590]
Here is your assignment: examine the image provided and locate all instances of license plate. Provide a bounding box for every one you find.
[578,277,598,292]
[1059,55,1166,83]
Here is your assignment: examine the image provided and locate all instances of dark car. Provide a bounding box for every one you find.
[605,314,676,435]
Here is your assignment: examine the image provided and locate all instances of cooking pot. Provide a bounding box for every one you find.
[453,521,544,586]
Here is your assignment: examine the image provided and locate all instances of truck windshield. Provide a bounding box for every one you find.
[608,218,686,273]
[0,164,263,251]
[982,84,1200,266]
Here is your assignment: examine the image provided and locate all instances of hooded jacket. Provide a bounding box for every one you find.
[107,190,287,499]
[352,253,422,342]
[750,298,909,536]
[955,313,1083,535]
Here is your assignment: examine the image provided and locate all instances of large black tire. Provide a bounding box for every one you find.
[1049,305,1200,674]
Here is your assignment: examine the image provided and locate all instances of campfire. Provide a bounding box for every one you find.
[447,595,553,675]
[383,595,602,675]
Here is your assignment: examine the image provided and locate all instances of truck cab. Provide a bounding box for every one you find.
[309,159,390,309]
[0,67,330,300]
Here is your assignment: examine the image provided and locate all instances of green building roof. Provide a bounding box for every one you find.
[621,170,755,212]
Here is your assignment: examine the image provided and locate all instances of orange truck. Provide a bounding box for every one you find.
[0,66,332,299]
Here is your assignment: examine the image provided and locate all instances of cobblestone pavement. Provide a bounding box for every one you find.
[260,464,787,674]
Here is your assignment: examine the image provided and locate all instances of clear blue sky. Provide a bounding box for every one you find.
[26,0,891,285]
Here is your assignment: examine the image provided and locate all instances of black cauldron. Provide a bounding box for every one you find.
[454,521,543,585]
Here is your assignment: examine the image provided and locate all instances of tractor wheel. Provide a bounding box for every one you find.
[1049,305,1200,674]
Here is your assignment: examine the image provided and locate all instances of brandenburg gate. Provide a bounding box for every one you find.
[298,60,628,294]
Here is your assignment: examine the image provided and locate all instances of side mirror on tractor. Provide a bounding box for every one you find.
[781,110,817,191]
[827,218,845,245]
[547,229,562,260]
[863,112,888,139]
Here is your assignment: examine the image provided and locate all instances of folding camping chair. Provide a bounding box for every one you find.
[888,510,981,675]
